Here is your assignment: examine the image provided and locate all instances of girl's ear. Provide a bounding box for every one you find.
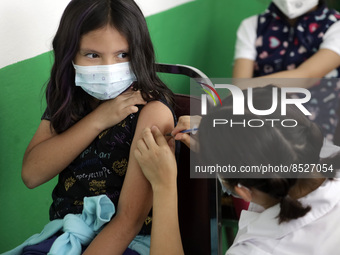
[234,184,252,202]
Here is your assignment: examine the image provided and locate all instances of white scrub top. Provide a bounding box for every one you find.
[226,178,340,255]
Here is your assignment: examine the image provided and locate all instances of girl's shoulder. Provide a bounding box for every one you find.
[129,99,175,148]
[139,99,175,124]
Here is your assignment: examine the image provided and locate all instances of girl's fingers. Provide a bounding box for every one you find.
[120,105,139,117]
[125,90,146,102]
[116,91,146,118]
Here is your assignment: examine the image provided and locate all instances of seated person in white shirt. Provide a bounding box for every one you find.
[233,0,340,142]
[134,86,340,255]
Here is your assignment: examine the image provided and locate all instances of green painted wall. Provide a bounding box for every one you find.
[0,52,56,251]
[0,0,269,252]
[148,0,268,94]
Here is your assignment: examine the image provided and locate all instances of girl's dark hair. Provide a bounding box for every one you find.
[46,0,174,133]
[199,85,339,223]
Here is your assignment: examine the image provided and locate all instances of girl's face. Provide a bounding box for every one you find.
[74,24,129,66]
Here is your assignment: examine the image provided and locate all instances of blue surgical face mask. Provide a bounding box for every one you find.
[73,62,137,100]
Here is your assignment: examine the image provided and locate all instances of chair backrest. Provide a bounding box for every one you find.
[156,63,221,255]
[174,94,213,255]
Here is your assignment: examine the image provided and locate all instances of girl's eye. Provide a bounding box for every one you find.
[85,53,99,59]
[118,52,129,59]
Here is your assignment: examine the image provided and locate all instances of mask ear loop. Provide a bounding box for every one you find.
[237,183,252,193]
[237,183,247,189]
[218,175,244,198]
[234,183,253,201]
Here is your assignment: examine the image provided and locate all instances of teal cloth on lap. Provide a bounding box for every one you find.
[2,195,114,255]
[128,235,151,255]
[2,195,150,255]
[49,195,115,255]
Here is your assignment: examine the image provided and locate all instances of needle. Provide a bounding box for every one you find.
[165,128,199,137]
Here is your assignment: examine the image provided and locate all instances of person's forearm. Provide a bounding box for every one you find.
[233,71,320,90]
[150,185,184,255]
[260,69,320,88]
[232,58,254,78]
[22,112,103,188]
[83,212,144,255]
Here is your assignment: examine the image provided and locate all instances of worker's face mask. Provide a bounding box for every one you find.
[272,0,318,19]
[73,62,137,100]
[218,176,242,199]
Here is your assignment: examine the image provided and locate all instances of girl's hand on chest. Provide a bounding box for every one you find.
[91,88,146,132]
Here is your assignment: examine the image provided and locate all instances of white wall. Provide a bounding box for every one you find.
[0,0,70,69]
[0,0,193,69]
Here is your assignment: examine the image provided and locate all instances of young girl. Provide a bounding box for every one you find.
[135,86,340,254]
[20,0,175,254]
[233,0,340,142]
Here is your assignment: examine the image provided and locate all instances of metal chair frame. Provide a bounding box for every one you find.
[156,63,222,255]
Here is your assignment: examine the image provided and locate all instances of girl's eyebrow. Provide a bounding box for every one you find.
[79,48,129,54]
[113,48,130,54]
[115,49,129,53]
[79,48,101,54]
